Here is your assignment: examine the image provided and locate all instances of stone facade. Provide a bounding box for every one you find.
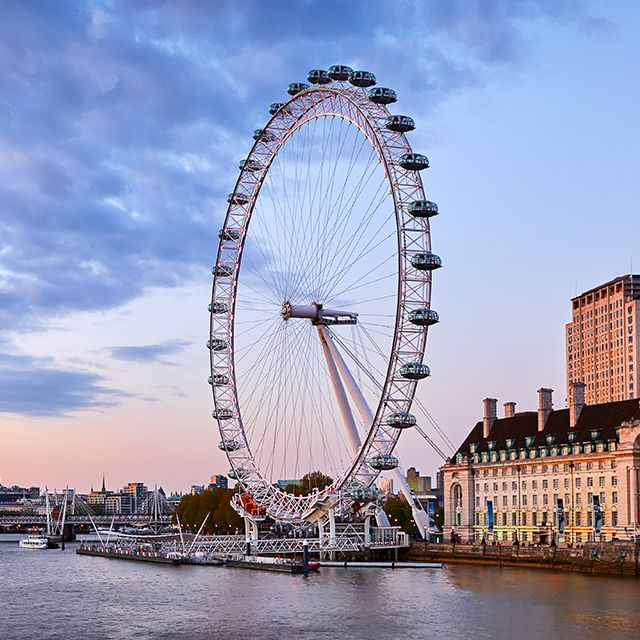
[566,274,640,405]
[442,390,640,543]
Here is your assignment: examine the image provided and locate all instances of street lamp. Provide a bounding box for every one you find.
[515,465,522,546]
[569,462,575,546]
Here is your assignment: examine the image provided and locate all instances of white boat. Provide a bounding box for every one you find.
[19,535,49,550]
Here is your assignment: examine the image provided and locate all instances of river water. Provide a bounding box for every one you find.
[1,539,639,640]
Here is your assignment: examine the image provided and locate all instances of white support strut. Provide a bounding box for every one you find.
[319,326,431,539]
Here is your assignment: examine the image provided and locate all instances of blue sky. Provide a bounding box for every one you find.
[0,0,638,492]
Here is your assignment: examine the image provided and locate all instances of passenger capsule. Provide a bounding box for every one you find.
[238,158,263,172]
[212,264,233,278]
[399,153,430,171]
[410,252,442,271]
[327,65,353,81]
[386,412,417,429]
[408,200,439,218]
[367,454,399,471]
[212,407,234,420]
[219,439,242,452]
[227,192,250,205]
[208,301,228,314]
[368,87,397,105]
[228,467,249,480]
[288,82,309,96]
[219,228,241,242]
[349,70,376,88]
[253,129,276,142]
[399,362,431,380]
[307,69,331,85]
[207,338,228,351]
[351,487,378,502]
[408,308,439,326]
[385,115,415,133]
[269,102,284,115]
[209,374,229,386]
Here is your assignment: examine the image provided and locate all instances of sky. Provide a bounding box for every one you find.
[1,0,639,494]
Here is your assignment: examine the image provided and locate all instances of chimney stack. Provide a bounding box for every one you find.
[504,401,516,419]
[537,388,553,432]
[483,398,498,438]
[568,381,586,428]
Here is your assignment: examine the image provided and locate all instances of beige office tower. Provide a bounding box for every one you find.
[566,275,640,405]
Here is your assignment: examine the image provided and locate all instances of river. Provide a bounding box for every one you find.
[1,538,638,640]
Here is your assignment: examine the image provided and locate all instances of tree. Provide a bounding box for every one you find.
[284,470,333,496]
[383,494,419,536]
[174,488,242,534]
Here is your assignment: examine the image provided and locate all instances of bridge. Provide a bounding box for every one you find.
[0,514,173,527]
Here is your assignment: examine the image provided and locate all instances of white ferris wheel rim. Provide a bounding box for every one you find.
[209,73,435,523]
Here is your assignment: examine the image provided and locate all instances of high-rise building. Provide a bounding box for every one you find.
[566,274,640,405]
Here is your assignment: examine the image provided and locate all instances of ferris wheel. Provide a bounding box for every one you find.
[208,65,441,531]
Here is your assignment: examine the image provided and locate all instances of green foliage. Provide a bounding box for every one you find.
[384,494,419,536]
[283,470,333,496]
[174,488,243,534]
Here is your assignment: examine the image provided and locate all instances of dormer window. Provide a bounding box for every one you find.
[546,434,556,445]
[590,429,601,441]
[488,440,497,451]
[506,438,516,449]
[525,436,536,448]
[568,431,577,443]
[470,443,478,454]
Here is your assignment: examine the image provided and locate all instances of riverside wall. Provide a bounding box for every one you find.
[405,541,640,576]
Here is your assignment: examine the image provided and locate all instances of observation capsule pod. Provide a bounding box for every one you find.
[288,82,309,95]
[386,412,417,429]
[399,153,430,171]
[368,87,397,105]
[238,158,263,172]
[228,467,249,480]
[327,65,353,81]
[269,102,284,115]
[367,454,399,471]
[212,407,234,420]
[349,70,376,87]
[410,252,442,271]
[307,69,331,85]
[227,192,250,205]
[385,115,415,133]
[352,487,378,502]
[399,362,431,380]
[209,374,229,386]
[208,301,228,314]
[409,307,439,326]
[212,264,233,278]
[219,439,242,452]
[218,228,241,242]
[408,200,439,218]
[207,338,228,351]
[253,129,276,142]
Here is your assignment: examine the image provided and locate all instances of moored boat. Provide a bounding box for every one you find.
[19,535,50,550]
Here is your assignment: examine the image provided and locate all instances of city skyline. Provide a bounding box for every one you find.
[1,1,640,493]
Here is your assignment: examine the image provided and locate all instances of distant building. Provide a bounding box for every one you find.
[122,482,148,513]
[441,389,640,543]
[566,274,640,405]
[276,479,301,489]
[208,475,228,490]
[190,485,205,495]
[105,493,133,515]
[406,467,432,497]
[378,478,394,496]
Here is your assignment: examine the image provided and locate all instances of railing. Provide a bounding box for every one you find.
[0,514,173,525]
[190,526,408,555]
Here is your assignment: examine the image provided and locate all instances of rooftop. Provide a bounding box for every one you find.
[454,398,640,458]
[570,273,640,302]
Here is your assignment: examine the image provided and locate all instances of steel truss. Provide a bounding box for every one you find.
[210,74,435,524]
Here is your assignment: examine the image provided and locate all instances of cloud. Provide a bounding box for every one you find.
[110,339,192,364]
[0,349,126,417]
[0,0,604,337]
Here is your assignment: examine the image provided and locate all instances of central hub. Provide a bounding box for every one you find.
[281,302,358,326]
